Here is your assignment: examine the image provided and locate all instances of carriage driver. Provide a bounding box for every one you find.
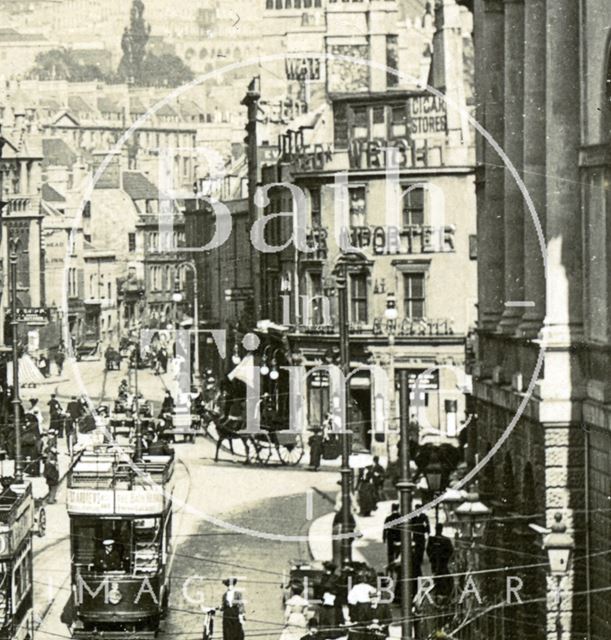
[94,539,124,572]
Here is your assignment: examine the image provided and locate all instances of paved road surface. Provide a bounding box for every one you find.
[33,361,339,640]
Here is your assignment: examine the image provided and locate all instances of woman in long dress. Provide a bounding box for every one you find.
[280,584,309,640]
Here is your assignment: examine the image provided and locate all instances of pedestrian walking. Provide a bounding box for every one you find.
[44,449,60,503]
[426,523,454,596]
[347,571,376,624]
[66,395,82,453]
[27,398,45,434]
[220,578,245,640]
[55,342,66,376]
[48,393,65,438]
[308,427,323,471]
[316,562,342,630]
[383,503,402,565]
[357,468,377,517]
[366,456,386,503]
[412,502,430,576]
[280,583,309,640]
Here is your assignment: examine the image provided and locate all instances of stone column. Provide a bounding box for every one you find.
[540,0,583,346]
[498,0,524,333]
[539,1,585,638]
[517,0,546,337]
[477,0,505,332]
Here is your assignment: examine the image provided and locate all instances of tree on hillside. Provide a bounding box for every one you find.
[28,48,112,82]
[117,0,151,84]
[117,0,194,87]
[140,53,194,87]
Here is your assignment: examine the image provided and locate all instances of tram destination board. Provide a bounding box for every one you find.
[67,487,166,515]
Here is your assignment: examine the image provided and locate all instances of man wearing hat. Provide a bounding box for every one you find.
[307,427,323,471]
[94,539,123,572]
[48,393,65,438]
[220,578,245,640]
[43,448,60,503]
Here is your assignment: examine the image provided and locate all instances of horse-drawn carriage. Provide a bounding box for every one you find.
[212,414,305,466]
[104,346,121,371]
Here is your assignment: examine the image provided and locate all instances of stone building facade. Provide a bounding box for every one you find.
[469,0,611,638]
[256,0,477,452]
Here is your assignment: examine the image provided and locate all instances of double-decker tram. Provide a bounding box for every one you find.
[0,480,35,640]
[66,445,174,638]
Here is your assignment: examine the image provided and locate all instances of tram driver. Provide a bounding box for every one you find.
[94,539,124,572]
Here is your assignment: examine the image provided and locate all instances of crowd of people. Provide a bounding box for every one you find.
[277,563,393,640]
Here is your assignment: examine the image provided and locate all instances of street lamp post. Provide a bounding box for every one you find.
[455,484,491,571]
[335,262,353,566]
[9,236,23,483]
[397,369,416,640]
[176,261,200,385]
[543,513,574,640]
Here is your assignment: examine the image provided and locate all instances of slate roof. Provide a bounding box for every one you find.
[97,96,122,114]
[68,95,94,113]
[42,138,77,168]
[41,183,65,203]
[122,171,158,200]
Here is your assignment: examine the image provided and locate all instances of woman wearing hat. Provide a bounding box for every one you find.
[280,583,309,640]
[220,578,245,640]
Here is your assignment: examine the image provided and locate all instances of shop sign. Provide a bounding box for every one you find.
[406,95,448,135]
[372,317,454,337]
[285,57,322,81]
[348,225,455,254]
[285,144,333,172]
[348,138,444,170]
[406,369,440,391]
[14,308,50,325]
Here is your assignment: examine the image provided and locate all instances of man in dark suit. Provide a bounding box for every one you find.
[94,539,124,572]
[66,396,82,452]
[383,503,402,564]
[48,394,64,438]
[427,523,454,596]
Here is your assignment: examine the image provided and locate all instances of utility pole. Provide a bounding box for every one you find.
[398,369,415,639]
[9,235,23,483]
[241,77,261,319]
[336,261,353,565]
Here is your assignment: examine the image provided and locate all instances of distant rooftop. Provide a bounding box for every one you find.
[42,182,66,203]
[122,171,158,200]
[42,138,77,168]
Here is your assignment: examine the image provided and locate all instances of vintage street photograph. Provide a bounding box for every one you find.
[0,0,609,639]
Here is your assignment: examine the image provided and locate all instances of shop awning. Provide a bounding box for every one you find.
[7,354,45,387]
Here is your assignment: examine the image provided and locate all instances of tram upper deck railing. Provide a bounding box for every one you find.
[67,447,174,491]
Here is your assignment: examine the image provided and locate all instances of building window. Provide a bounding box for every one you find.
[350,273,368,323]
[351,106,368,140]
[372,105,386,138]
[391,104,407,138]
[108,282,112,300]
[69,268,78,298]
[310,188,321,227]
[403,272,425,320]
[402,186,425,226]
[128,232,136,253]
[349,185,366,227]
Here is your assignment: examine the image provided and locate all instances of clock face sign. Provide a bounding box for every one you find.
[64,51,543,542]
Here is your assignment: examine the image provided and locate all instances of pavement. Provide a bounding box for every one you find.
[308,495,457,575]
